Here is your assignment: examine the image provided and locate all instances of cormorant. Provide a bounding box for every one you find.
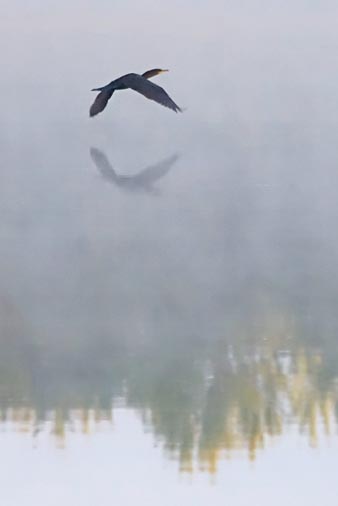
[89,69,182,117]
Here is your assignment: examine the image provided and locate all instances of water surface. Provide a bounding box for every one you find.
[1,1,338,504]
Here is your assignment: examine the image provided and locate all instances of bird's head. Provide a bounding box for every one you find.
[142,68,169,79]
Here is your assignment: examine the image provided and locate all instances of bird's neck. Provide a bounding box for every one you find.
[142,69,162,80]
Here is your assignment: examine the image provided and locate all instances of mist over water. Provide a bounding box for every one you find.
[1,1,338,504]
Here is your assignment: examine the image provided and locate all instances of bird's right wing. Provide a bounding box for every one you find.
[123,74,182,113]
[89,89,114,117]
[90,148,117,182]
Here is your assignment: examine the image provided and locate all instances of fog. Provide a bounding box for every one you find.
[1,1,338,503]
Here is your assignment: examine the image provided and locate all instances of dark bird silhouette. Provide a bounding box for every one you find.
[89,68,182,117]
[90,147,179,193]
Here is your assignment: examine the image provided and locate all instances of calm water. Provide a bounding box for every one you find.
[1,1,338,504]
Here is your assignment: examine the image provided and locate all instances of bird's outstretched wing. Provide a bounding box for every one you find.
[132,154,179,185]
[89,89,114,117]
[90,148,117,182]
[123,74,182,113]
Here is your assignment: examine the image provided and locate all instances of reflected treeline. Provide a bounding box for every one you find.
[0,291,337,472]
[2,126,338,473]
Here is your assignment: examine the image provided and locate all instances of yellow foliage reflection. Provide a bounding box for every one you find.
[0,297,337,474]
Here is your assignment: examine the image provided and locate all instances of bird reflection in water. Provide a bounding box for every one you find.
[90,147,179,194]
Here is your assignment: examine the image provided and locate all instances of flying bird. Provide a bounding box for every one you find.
[90,147,179,193]
[89,69,182,117]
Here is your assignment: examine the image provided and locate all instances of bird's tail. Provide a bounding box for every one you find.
[91,87,104,92]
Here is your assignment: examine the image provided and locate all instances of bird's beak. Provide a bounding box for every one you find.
[161,69,169,73]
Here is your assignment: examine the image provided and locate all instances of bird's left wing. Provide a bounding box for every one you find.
[89,89,114,117]
[123,74,182,113]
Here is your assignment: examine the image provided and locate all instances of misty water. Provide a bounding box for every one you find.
[1,1,338,504]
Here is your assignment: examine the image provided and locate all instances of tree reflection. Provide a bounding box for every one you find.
[1,128,338,473]
[0,291,337,473]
